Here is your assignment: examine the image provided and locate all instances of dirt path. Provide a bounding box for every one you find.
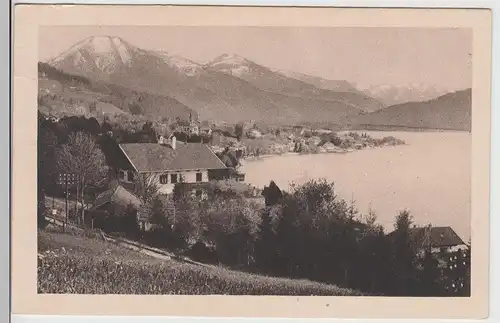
[43,216,214,267]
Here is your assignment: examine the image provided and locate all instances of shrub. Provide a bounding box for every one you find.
[186,241,218,264]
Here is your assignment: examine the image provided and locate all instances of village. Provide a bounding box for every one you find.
[184,117,407,158]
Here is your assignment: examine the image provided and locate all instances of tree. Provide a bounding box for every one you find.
[57,132,108,225]
[129,102,143,115]
[133,173,160,206]
[101,120,113,134]
[141,122,157,143]
[143,196,180,248]
[122,203,140,238]
[38,125,59,195]
[262,181,283,206]
[234,122,244,141]
[255,207,278,272]
[37,185,48,229]
[37,120,55,228]
[148,197,168,228]
[417,225,442,297]
[86,117,101,135]
[391,210,419,295]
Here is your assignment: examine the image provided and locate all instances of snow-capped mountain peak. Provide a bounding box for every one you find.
[48,36,137,73]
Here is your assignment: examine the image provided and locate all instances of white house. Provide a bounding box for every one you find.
[115,136,228,195]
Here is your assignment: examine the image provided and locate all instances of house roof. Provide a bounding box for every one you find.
[91,185,142,212]
[388,226,465,248]
[119,142,227,173]
[409,226,465,248]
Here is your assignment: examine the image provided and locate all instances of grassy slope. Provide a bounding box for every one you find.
[38,230,361,295]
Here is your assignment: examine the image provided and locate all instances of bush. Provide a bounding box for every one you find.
[186,241,218,264]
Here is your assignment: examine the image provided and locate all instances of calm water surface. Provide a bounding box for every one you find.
[244,131,471,241]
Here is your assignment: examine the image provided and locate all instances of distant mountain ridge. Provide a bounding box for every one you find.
[356,83,451,106]
[43,35,469,130]
[45,36,385,124]
[344,88,472,131]
[273,69,359,92]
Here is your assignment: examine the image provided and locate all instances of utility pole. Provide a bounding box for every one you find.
[58,173,77,233]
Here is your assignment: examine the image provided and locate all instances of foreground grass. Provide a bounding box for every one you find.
[38,230,361,295]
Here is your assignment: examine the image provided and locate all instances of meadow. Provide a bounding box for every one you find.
[38,229,361,296]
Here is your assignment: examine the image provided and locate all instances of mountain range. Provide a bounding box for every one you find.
[357,83,452,107]
[343,88,472,131]
[40,35,471,130]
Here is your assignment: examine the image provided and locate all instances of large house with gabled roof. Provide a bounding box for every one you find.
[408,226,467,255]
[388,225,467,257]
[113,136,229,195]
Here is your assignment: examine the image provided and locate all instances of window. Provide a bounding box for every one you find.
[119,170,126,180]
[196,172,203,182]
[159,174,168,184]
[171,174,178,184]
[127,171,135,182]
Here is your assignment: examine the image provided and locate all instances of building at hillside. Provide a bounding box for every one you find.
[112,135,229,195]
[88,184,143,230]
[409,226,467,255]
[387,225,467,269]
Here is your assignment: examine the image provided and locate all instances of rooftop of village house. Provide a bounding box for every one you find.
[118,137,227,173]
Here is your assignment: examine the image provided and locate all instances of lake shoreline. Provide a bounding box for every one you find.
[243,144,404,162]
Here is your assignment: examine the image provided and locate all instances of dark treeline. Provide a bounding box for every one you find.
[126,177,471,297]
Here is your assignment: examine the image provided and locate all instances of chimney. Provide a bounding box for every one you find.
[171,136,176,150]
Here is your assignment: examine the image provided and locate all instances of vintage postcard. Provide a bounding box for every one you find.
[12,4,491,319]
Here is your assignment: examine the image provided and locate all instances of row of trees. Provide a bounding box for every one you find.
[116,173,471,297]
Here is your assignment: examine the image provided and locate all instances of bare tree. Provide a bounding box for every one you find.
[133,173,161,227]
[133,173,160,205]
[57,132,108,224]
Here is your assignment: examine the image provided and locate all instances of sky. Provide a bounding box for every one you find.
[39,26,472,90]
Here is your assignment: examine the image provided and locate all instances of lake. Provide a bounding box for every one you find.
[243,131,471,241]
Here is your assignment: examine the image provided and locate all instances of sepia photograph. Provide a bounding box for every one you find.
[12,5,492,319]
[36,24,473,297]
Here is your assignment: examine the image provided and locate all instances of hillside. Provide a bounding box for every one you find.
[344,88,472,131]
[38,62,195,120]
[38,229,360,295]
[45,36,382,123]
